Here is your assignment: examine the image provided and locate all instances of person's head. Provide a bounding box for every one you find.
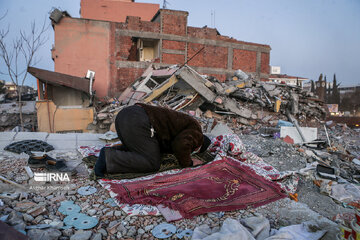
[199,135,211,153]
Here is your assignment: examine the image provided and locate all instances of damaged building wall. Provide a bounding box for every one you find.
[53,8,271,98]
[52,18,111,98]
[80,0,160,22]
[36,101,94,133]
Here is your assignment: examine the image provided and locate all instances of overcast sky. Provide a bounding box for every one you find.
[1,0,359,88]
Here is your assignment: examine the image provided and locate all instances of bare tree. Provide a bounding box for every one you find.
[0,12,48,130]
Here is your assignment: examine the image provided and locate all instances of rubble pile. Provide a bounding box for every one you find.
[92,65,327,133]
[0,101,36,131]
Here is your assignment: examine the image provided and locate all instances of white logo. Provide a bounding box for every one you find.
[34,173,70,182]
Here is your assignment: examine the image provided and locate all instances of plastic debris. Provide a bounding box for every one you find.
[64,213,88,227]
[151,223,177,239]
[58,201,81,215]
[73,215,99,230]
[176,229,193,239]
[77,186,97,196]
[4,139,54,154]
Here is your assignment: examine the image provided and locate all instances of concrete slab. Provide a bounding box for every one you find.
[46,140,77,150]
[209,123,234,136]
[280,127,317,144]
[0,140,12,151]
[76,133,103,141]
[0,132,17,141]
[47,133,77,141]
[14,132,48,141]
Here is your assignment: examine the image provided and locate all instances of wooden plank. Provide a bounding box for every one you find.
[144,75,178,103]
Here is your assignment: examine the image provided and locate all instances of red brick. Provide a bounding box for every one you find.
[261,53,270,74]
[187,43,227,69]
[162,12,187,36]
[232,49,256,72]
[162,40,185,50]
[162,53,185,64]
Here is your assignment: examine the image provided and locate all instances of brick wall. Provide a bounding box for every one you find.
[162,53,185,64]
[113,67,145,96]
[232,49,257,72]
[162,40,185,50]
[187,43,228,69]
[161,10,188,36]
[261,53,270,74]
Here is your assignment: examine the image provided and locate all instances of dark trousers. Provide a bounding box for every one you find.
[105,105,161,173]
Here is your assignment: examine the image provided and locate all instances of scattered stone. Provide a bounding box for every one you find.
[70,230,92,240]
[6,211,24,226]
[114,210,122,217]
[23,213,34,222]
[87,209,97,216]
[27,228,62,240]
[27,205,47,217]
[15,201,37,212]
[50,220,64,229]
[91,233,102,240]
[62,228,74,237]
[33,215,44,224]
[98,228,107,237]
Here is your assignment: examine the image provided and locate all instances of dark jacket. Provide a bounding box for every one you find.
[137,103,204,167]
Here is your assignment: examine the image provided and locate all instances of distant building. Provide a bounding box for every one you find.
[339,85,360,99]
[268,66,308,88]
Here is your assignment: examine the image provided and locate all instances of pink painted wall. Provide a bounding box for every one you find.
[53,18,111,98]
[81,0,159,22]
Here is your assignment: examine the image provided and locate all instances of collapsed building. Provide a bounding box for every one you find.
[49,0,271,99]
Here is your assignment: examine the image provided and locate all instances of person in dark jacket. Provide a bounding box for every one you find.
[94,103,211,177]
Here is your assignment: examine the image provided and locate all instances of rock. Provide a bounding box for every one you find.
[144,225,154,232]
[13,222,26,232]
[87,209,97,216]
[15,201,37,212]
[105,211,114,217]
[98,228,107,237]
[32,196,45,203]
[27,205,47,217]
[27,228,62,240]
[137,228,145,235]
[116,232,122,239]
[6,211,24,226]
[62,228,74,237]
[23,213,34,222]
[33,215,44,224]
[91,233,102,240]
[50,220,64,229]
[127,226,136,237]
[107,221,121,235]
[114,211,122,217]
[70,231,92,240]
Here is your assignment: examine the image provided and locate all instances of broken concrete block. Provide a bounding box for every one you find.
[234,69,249,81]
[209,123,234,136]
[223,98,252,119]
[280,127,318,144]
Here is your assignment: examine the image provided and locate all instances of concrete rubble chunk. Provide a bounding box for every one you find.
[27,228,62,240]
[27,205,47,217]
[70,231,93,240]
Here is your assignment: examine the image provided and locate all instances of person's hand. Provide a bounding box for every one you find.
[192,158,203,166]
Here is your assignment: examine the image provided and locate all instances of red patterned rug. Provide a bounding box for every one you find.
[100,157,287,220]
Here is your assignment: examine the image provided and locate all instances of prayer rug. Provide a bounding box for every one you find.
[99,156,286,220]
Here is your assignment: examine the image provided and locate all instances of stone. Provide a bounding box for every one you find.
[6,211,24,226]
[33,215,44,224]
[27,205,47,217]
[137,228,145,235]
[116,232,122,239]
[50,220,64,229]
[107,221,121,235]
[114,211,122,217]
[98,228,108,237]
[91,233,102,240]
[127,226,136,237]
[144,225,154,232]
[70,231,92,240]
[23,213,34,222]
[87,209,97,216]
[63,228,74,237]
[105,211,114,217]
[15,201,37,212]
[13,222,26,232]
[33,196,45,203]
[27,228,62,240]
